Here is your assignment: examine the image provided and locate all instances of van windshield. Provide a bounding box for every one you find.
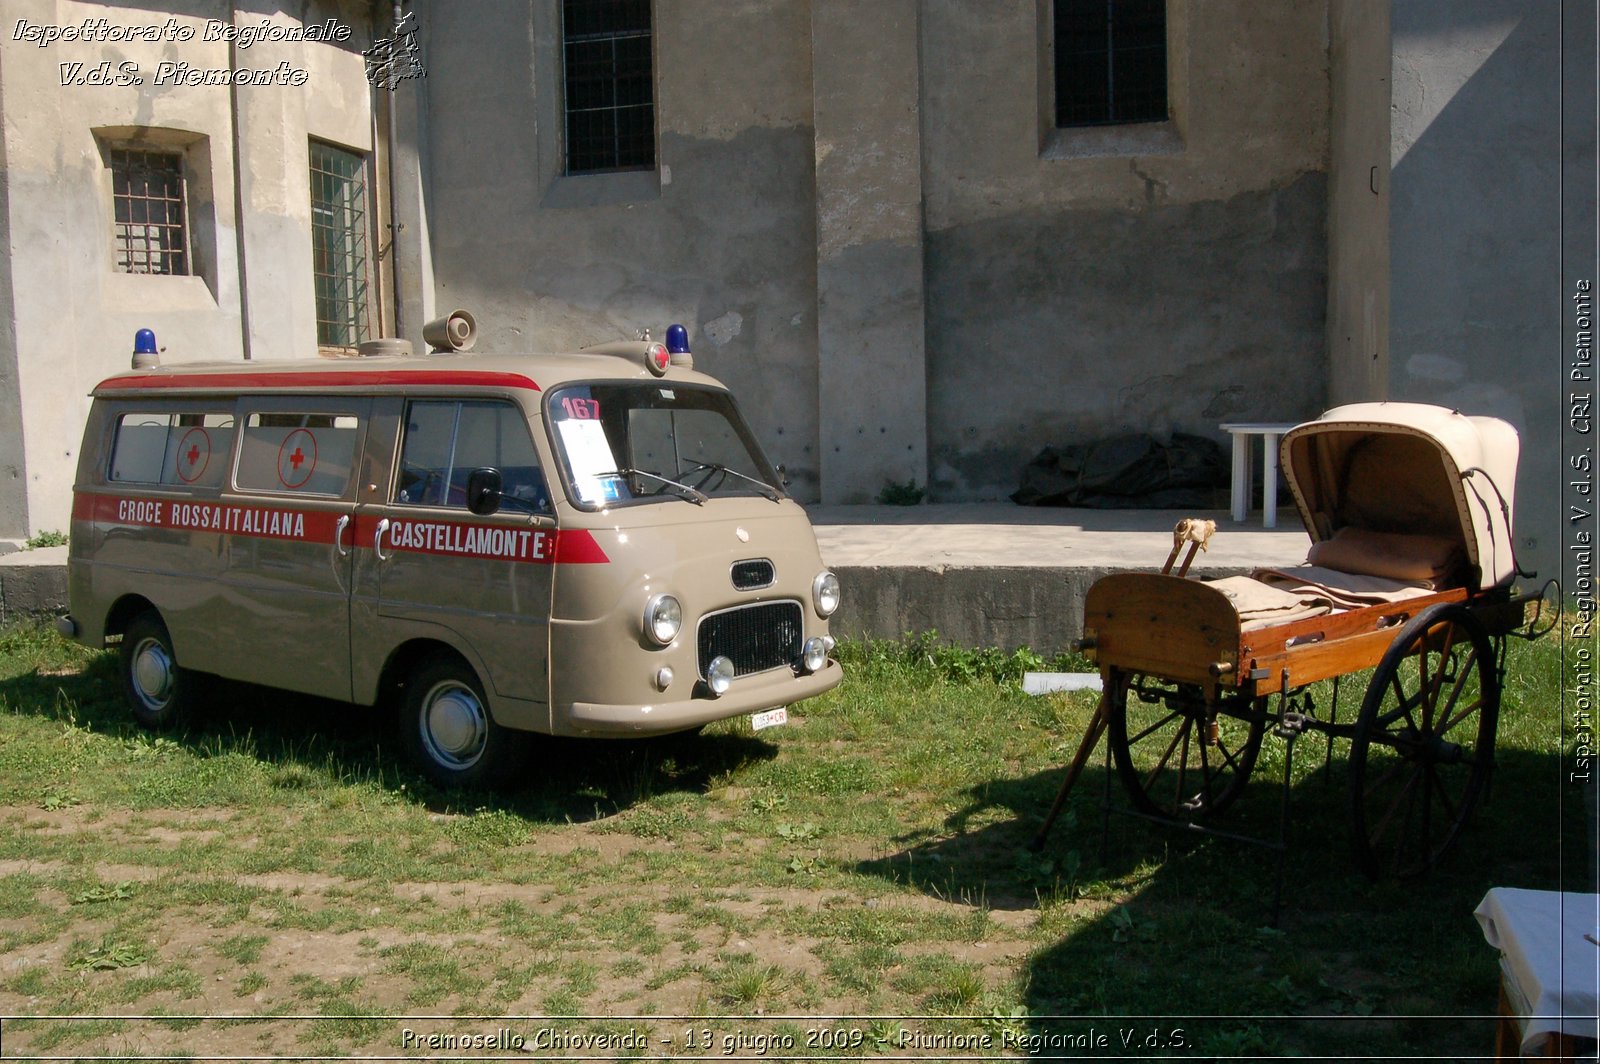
[547,382,783,508]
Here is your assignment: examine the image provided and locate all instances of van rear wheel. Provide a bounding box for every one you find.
[119,611,194,730]
[400,657,527,788]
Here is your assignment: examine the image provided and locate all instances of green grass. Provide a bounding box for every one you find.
[0,619,1579,1059]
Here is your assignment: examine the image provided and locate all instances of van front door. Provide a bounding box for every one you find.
[354,397,555,724]
[219,398,369,701]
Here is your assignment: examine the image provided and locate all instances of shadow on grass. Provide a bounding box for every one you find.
[856,735,1575,1060]
[0,645,778,826]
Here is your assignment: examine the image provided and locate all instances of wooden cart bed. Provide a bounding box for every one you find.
[1079,570,1521,698]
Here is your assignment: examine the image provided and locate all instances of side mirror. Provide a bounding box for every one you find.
[466,467,503,516]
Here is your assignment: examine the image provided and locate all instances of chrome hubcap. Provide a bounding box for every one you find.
[130,638,173,710]
[420,681,488,769]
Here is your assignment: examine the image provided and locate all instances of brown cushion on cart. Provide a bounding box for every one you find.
[1307,527,1464,584]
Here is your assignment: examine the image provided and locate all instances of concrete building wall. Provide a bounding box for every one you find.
[1388,1,1563,577]
[1326,0,1390,407]
[416,0,825,498]
[920,0,1333,500]
[0,0,377,539]
[813,0,928,504]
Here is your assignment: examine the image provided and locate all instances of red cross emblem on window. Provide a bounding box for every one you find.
[277,429,317,489]
[176,428,210,484]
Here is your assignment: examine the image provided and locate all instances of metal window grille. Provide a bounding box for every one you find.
[1054,0,1168,127]
[111,150,188,275]
[309,141,372,348]
[562,0,655,173]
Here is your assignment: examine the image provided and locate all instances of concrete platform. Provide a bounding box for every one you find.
[0,544,68,627]
[811,504,1309,652]
[0,506,1313,652]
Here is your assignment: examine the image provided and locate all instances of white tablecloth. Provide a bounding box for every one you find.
[1474,888,1600,1055]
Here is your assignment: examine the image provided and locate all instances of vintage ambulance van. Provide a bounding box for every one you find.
[62,319,842,786]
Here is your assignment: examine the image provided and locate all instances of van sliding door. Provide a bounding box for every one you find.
[217,398,370,701]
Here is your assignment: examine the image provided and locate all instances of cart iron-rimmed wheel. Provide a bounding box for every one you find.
[119,610,196,730]
[1107,668,1267,821]
[1348,603,1499,879]
[400,656,529,789]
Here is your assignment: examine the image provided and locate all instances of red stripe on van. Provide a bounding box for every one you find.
[74,492,610,566]
[552,529,610,564]
[93,370,541,393]
[75,492,345,543]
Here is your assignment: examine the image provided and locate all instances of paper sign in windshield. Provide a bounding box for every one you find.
[557,418,620,504]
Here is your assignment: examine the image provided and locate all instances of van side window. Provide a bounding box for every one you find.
[235,412,360,496]
[110,412,236,488]
[396,400,549,512]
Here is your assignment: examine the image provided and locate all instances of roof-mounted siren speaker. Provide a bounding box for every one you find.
[422,310,477,353]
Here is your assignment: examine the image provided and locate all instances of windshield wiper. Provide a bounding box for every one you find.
[596,469,707,505]
[680,461,783,502]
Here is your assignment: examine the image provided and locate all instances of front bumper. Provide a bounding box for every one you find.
[557,658,842,737]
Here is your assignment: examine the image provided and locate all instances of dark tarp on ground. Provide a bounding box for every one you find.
[1012,433,1229,508]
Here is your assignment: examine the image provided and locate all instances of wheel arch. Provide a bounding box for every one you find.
[373,637,481,712]
[104,594,159,642]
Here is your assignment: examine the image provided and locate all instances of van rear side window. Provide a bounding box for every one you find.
[235,412,360,496]
[110,412,236,488]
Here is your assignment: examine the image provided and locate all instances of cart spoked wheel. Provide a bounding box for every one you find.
[1107,669,1267,821]
[1348,603,1499,879]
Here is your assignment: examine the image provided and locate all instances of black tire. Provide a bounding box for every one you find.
[119,610,195,730]
[1107,669,1266,821]
[1349,604,1499,879]
[399,655,528,788]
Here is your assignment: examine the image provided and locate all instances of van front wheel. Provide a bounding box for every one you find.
[401,657,527,788]
[119,611,194,730]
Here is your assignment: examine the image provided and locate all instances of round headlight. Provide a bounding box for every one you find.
[706,655,735,696]
[644,594,682,646]
[802,637,827,673]
[812,571,841,618]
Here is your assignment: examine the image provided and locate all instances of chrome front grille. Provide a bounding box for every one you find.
[697,600,803,678]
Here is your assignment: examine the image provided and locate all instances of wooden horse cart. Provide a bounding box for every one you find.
[1033,403,1555,882]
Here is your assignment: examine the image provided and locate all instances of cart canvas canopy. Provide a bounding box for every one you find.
[1281,402,1520,592]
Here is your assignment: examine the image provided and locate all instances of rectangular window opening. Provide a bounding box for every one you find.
[309,141,372,349]
[1055,0,1167,128]
[562,0,655,174]
[110,149,189,275]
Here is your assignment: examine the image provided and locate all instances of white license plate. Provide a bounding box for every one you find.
[751,707,788,731]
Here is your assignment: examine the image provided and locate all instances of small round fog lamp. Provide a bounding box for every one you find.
[802,637,827,673]
[706,656,736,696]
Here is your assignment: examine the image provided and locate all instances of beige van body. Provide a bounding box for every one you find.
[64,339,842,785]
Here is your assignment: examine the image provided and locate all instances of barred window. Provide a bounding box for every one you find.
[309,141,371,349]
[562,0,655,174]
[1055,0,1168,128]
[111,149,189,275]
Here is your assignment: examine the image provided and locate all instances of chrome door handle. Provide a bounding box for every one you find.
[374,517,391,561]
[334,515,351,558]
